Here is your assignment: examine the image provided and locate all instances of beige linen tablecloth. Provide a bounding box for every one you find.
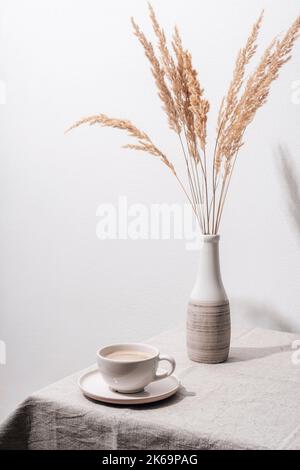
[0,326,300,450]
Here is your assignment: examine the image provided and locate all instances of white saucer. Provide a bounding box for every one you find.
[78,369,180,405]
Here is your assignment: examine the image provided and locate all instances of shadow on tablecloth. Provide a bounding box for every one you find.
[228,344,291,363]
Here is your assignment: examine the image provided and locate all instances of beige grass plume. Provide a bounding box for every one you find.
[67,4,300,235]
[131,16,180,134]
[215,10,264,172]
[66,113,175,174]
[213,14,300,233]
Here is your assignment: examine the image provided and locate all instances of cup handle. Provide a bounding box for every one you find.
[154,354,176,381]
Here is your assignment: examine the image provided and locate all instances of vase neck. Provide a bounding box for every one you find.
[190,235,227,303]
[198,236,221,277]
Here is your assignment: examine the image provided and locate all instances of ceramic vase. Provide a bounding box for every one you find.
[187,234,231,363]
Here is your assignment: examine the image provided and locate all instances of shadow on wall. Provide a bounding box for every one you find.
[231,298,297,334]
[229,144,300,334]
[274,144,300,242]
[229,145,300,334]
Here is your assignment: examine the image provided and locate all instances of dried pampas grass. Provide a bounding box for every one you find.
[67,4,300,234]
[66,113,175,174]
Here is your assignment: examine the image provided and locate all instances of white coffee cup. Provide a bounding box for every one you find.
[97,343,176,393]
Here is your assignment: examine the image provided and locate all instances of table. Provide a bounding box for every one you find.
[1,326,300,450]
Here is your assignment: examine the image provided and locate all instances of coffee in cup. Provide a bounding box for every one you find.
[97,343,176,393]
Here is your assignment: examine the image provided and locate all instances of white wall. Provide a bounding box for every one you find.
[0,0,299,421]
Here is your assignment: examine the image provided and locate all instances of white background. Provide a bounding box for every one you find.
[0,0,299,422]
